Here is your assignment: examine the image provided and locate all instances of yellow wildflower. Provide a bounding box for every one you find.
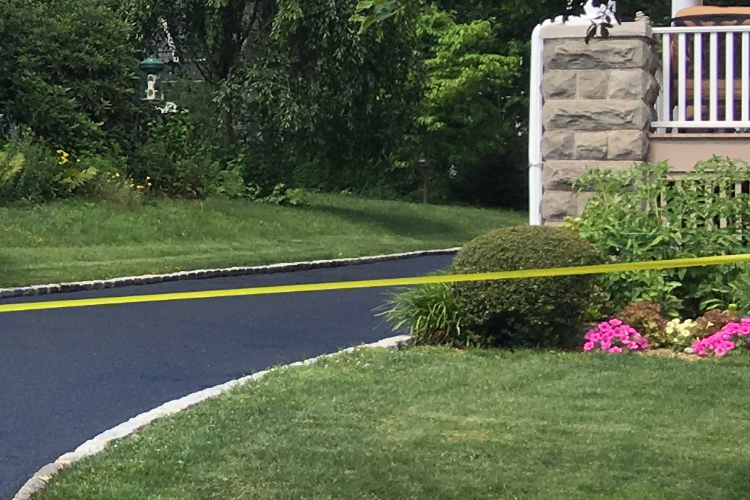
[56,149,69,165]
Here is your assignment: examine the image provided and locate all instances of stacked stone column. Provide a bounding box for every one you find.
[540,22,659,223]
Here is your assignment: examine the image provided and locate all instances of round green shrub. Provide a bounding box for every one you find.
[450,225,603,349]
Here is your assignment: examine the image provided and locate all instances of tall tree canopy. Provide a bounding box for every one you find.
[220,0,421,191]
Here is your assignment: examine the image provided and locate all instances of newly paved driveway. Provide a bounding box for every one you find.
[0,254,452,499]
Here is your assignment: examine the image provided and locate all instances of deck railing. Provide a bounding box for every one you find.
[652,25,750,133]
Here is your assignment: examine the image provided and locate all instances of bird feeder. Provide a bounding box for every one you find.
[138,56,165,102]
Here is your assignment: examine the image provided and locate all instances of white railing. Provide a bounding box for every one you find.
[652,25,750,132]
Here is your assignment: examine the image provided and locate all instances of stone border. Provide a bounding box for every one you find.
[0,248,459,299]
[12,335,412,500]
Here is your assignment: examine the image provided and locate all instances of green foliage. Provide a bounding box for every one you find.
[402,8,521,203]
[350,0,407,32]
[222,0,420,196]
[132,111,221,199]
[450,225,602,348]
[70,155,148,206]
[725,266,750,316]
[381,280,469,346]
[0,135,100,203]
[0,0,142,155]
[214,166,252,199]
[616,301,667,347]
[135,0,275,83]
[575,157,750,318]
[582,284,615,323]
[0,149,25,191]
[253,183,309,207]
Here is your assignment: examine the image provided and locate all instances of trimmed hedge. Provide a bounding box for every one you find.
[451,225,602,348]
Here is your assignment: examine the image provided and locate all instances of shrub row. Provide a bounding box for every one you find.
[0,131,307,206]
[385,157,750,354]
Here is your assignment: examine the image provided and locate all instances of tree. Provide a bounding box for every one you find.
[405,8,520,203]
[122,0,277,143]
[222,0,421,192]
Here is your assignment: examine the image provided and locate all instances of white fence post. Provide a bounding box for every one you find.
[528,24,544,226]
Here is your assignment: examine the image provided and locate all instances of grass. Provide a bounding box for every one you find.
[0,194,526,287]
[35,348,750,500]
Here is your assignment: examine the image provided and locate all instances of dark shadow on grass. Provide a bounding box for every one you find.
[0,255,24,288]
[306,204,479,240]
[694,458,750,500]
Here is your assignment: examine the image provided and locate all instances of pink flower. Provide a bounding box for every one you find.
[723,323,740,335]
[739,324,750,335]
[582,320,646,353]
[692,342,706,356]
[587,332,602,342]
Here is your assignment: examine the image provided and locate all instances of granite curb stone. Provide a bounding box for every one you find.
[12,334,413,500]
[0,248,460,300]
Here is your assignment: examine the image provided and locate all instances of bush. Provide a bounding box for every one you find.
[574,157,750,318]
[616,301,668,347]
[380,280,468,347]
[723,265,750,316]
[695,309,741,337]
[131,112,221,199]
[0,0,141,155]
[450,225,603,349]
[0,135,99,203]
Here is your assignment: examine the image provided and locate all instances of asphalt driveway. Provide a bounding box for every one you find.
[0,254,452,499]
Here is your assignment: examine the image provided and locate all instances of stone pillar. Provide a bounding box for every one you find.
[539,22,659,223]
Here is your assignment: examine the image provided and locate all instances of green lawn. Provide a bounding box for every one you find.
[0,194,525,287]
[35,348,750,500]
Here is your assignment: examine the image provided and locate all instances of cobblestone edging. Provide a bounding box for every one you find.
[12,335,413,500]
[0,248,459,299]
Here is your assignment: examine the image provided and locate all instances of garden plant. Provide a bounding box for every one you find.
[386,157,750,363]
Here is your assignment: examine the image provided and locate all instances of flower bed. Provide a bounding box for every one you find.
[582,313,750,359]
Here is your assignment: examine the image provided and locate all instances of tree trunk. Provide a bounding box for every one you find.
[421,164,430,204]
[221,107,235,145]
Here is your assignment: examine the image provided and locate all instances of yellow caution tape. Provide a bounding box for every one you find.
[2,253,750,314]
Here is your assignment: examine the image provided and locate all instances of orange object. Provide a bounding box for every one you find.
[674,6,750,25]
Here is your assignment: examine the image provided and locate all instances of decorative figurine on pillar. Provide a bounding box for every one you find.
[138,56,165,102]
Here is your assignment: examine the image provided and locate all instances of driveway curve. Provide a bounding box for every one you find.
[0,254,452,499]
